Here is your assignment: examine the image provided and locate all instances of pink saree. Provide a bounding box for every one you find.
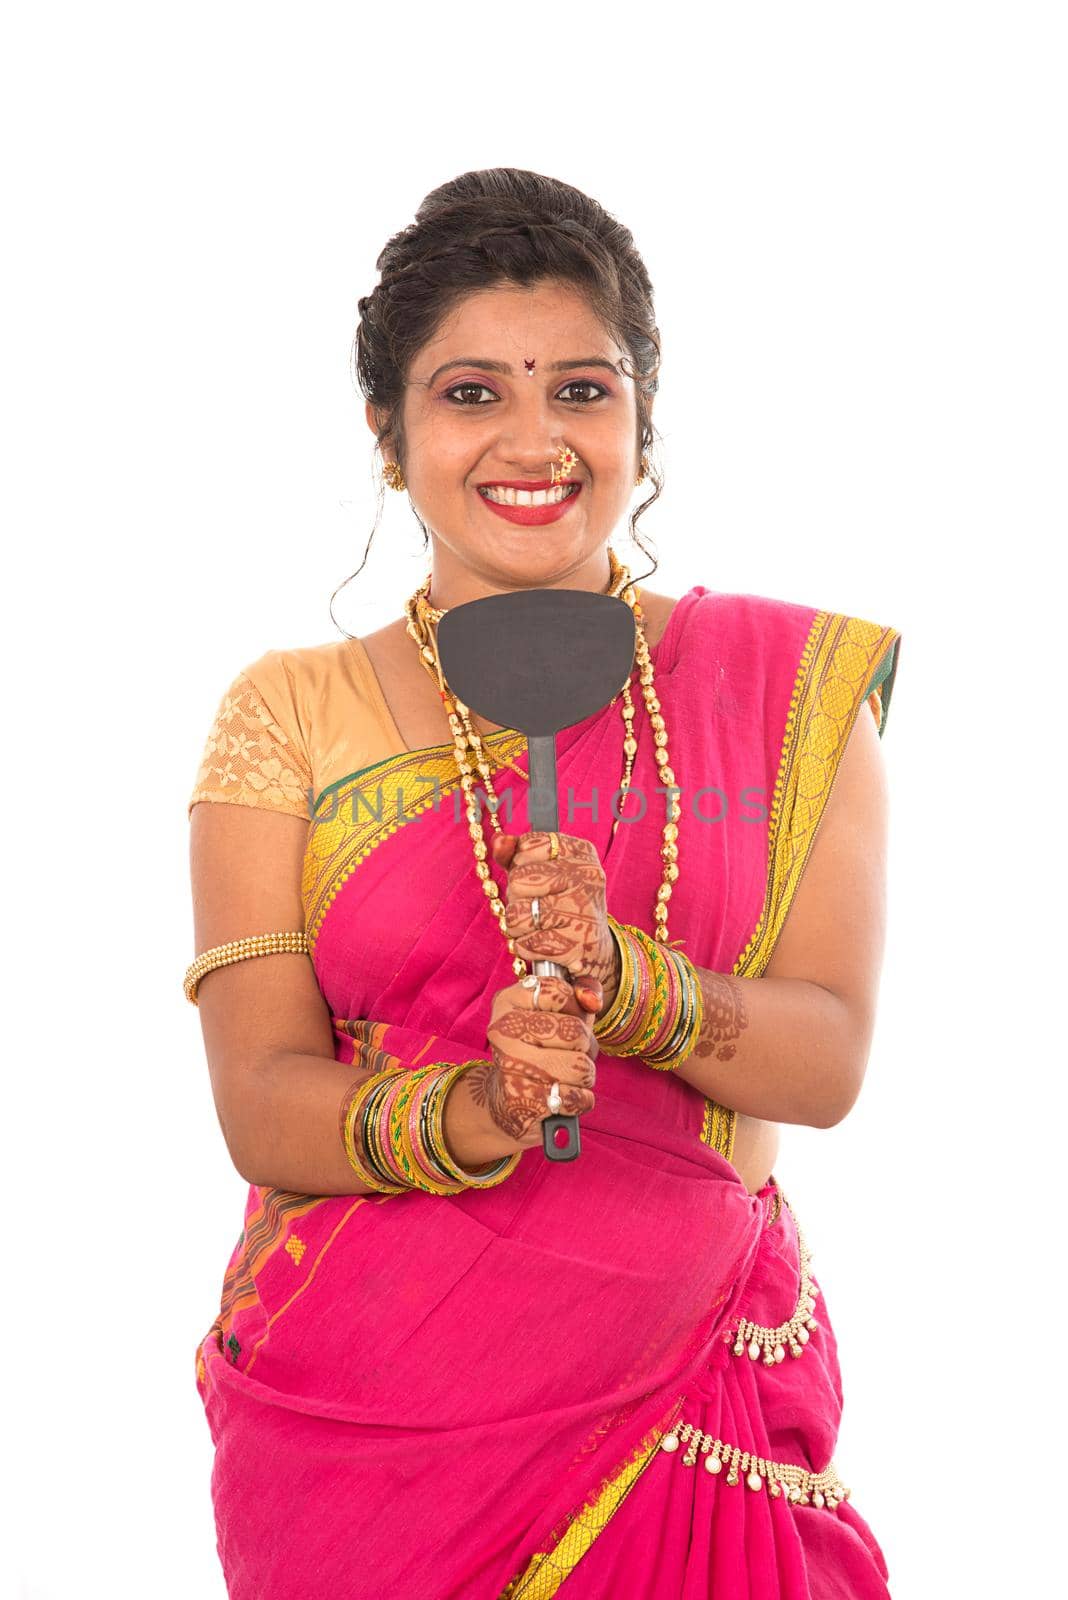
[194,585,901,1598]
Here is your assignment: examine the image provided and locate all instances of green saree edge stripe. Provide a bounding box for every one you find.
[863,645,894,700]
[312,752,409,813]
[311,726,525,815]
[869,634,901,739]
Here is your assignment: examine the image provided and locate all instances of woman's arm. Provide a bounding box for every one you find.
[669,702,889,1128]
[189,802,501,1194]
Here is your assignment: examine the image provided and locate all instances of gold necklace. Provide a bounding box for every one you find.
[407,550,633,783]
[402,551,682,980]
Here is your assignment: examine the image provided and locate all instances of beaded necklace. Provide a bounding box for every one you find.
[402,550,683,982]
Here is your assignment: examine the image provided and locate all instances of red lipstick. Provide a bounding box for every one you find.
[476,483,583,527]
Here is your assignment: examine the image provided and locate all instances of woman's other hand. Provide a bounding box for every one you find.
[457,973,599,1155]
[490,831,620,1013]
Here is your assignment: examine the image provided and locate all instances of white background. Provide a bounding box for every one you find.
[4,3,1064,1596]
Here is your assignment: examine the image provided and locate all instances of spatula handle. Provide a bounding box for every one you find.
[526,735,581,1163]
[530,958,581,1163]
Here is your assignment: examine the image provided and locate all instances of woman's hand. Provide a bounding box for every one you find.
[467,973,599,1154]
[490,831,620,1015]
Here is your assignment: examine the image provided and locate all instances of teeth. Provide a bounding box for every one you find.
[479,484,578,507]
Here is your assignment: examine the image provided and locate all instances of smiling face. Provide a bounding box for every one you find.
[366,279,649,607]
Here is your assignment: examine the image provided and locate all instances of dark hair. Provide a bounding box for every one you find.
[331,167,662,627]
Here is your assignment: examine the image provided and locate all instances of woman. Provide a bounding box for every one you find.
[186,168,900,1599]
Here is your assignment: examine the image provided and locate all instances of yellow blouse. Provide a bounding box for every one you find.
[188,639,407,820]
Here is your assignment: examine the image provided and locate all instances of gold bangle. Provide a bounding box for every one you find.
[595,919,659,1052]
[427,1063,522,1190]
[644,944,704,1069]
[183,930,310,1005]
[340,1068,408,1193]
[389,1065,470,1195]
[594,918,638,1041]
[594,921,704,1070]
[339,1062,522,1195]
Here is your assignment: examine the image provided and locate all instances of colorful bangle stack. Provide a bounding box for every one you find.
[339,1060,521,1196]
[593,916,704,1071]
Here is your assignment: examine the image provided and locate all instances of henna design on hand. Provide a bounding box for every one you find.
[467,1053,592,1143]
[494,1008,589,1047]
[476,974,599,1146]
[500,832,617,991]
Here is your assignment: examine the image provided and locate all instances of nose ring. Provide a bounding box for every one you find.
[549,446,580,485]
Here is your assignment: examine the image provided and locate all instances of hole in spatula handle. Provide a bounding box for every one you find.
[543,1116,581,1160]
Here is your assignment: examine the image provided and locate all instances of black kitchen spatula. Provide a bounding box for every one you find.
[436,587,637,1162]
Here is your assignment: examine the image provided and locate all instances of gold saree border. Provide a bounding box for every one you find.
[497,1395,688,1600]
[302,733,528,952]
[699,610,900,1165]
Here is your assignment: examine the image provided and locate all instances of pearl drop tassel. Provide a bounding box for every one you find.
[727,1193,821,1365]
[659,1421,850,1510]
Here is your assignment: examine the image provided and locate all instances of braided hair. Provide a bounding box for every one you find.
[332,168,662,626]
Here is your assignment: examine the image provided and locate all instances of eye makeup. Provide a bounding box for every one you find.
[442,378,611,406]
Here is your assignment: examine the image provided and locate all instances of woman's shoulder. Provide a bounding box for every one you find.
[239,636,363,699]
[187,636,390,821]
[690,582,899,638]
[682,586,902,738]
[244,634,402,774]
[235,635,394,737]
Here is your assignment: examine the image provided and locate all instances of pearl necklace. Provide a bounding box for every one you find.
[402,551,683,982]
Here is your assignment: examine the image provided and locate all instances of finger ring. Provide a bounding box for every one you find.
[547,1082,563,1114]
[530,975,542,1008]
[531,896,541,928]
[548,831,560,860]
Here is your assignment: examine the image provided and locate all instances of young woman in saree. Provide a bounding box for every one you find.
[186,169,900,1599]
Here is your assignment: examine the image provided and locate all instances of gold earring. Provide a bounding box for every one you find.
[383,460,406,492]
[636,455,650,486]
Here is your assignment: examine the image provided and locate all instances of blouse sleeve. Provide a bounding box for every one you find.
[187,656,314,821]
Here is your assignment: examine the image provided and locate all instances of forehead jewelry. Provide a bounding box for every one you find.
[550,445,580,485]
[524,357,536,375]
